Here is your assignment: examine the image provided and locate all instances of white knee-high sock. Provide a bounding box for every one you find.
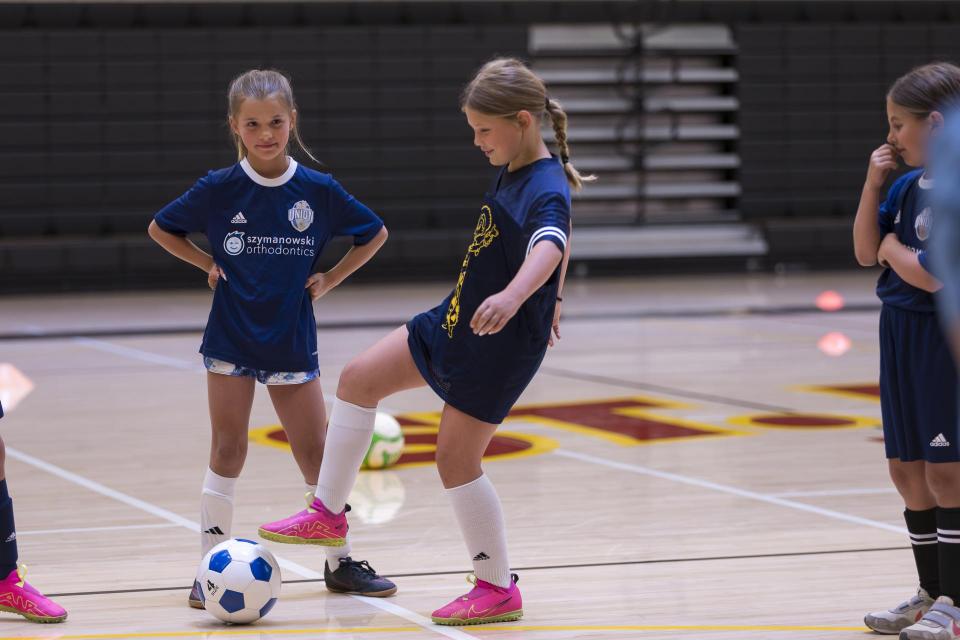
[307,481,351,567]
[201,468,237,558]
[315,399,376,513]
[446,474,511,588]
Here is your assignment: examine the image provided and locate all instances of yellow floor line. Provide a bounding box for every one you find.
[2,622,871,639]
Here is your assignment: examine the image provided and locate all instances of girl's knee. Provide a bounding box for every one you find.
[926,464,960,502]
[210,438,247,474]
[337,358,376,404]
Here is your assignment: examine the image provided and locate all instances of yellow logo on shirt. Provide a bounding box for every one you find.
[442,206,499,338]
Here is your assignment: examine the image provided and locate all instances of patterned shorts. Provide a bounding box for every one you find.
[203,357,319,385]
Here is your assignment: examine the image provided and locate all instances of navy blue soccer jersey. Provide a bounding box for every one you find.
[407,156,571,424]
[876,170,937,313]
[154,158,383,372]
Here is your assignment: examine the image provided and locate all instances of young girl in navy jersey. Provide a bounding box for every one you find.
[259,58,593,625]
[854,63,960,640]
[148,69,395,607]
[0,403,66,623]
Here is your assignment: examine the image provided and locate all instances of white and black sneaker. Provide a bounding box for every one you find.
[865,588,935,634]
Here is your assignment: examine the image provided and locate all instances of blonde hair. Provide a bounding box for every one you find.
[461,57,595,191]
[227,69,319,164]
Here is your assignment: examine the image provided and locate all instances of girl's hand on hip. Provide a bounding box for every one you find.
[207,263,226,290]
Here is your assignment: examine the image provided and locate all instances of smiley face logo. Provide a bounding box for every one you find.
[223,231,245,256]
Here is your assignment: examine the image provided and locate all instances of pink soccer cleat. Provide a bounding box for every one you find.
[431,573,522,626]
[257,498,348,546]
[0,565,67,623]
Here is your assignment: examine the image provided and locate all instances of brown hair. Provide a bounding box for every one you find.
[227,69,319,164]
[888,62,960,117]
[461,57,595,191]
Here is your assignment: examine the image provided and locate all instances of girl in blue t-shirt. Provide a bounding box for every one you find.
[148,69,394,605]
[854,62,960,639]
[258,58,594,626]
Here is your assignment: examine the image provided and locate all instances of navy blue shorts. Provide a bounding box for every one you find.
[880,304,959,462]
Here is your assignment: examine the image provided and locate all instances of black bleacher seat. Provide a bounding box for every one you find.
[30,5,83,29]
[2,64,46,90]
[0,93,44,117]
[835,55,881,82]
[247,5,298,28]
[784,25,831,51]
[48,62,101,87]
[87,4,137,28]
[47,92,101,117]
[265,29,323,57]
[194,5,245,28]
[104,63,159,90]
[833,26,882,52]
[317,29,375,55]
[159,31,214,59]
[834,83,886,106]
[0,5,27,29]
[104,32,160,59]
[735,26,783,53]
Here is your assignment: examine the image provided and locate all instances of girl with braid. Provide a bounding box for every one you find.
[258,57,594,625]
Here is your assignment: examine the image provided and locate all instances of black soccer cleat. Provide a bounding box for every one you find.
[324,557,397,597]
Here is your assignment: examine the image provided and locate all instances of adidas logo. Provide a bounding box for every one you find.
[931,433,951,447]
[4,532,14,543]
[894,210,902,225]
[231,212,247,224]
[204,526,225,535]
[206,579,219,597]
[472,552,490,561]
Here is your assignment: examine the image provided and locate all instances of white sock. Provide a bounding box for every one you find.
[315,398,376,513]
[446,474,511,588]
[201,468,237,558]
[326,538,352,569]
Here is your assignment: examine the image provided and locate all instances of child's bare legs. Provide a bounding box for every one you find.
[925,462,960,509]
[337,326,426,408]
[435,404,497,489]
[208,373,255,477]
[890,459,937,510]
[268,378,326,485]
[202,373,255,557]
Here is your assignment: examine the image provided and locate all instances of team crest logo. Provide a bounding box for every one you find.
[915,207,933,242]
[223,231,245,256]
[288,200,314,232]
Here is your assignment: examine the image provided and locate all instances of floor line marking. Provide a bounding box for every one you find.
[6,446,474,640]
[554,449,906,535]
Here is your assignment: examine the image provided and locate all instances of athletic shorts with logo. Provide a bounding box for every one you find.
[880,304,960,462]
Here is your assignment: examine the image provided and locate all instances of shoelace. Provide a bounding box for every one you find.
[340,557,377,575]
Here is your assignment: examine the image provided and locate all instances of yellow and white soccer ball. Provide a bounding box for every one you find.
[361,412,405,470]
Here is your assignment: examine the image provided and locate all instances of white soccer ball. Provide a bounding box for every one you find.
[362,412,405,470]
[199,538,281,624]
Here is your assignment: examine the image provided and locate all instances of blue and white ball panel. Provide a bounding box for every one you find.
[199,538,282,624]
